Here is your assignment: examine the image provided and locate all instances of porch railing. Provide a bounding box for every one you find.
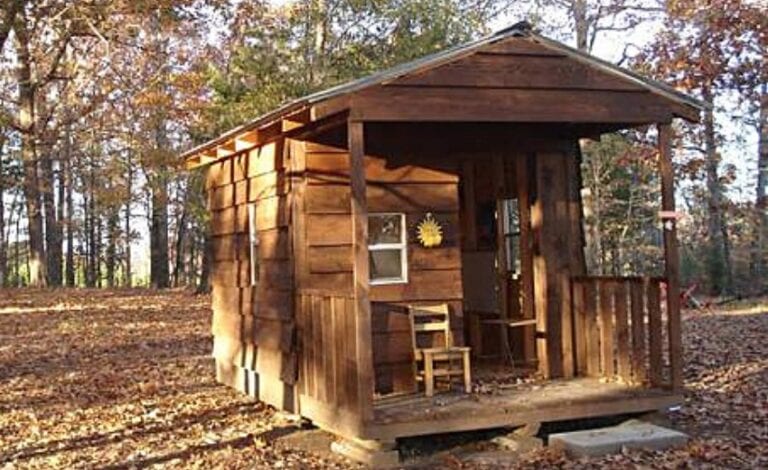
[571,276,676,389]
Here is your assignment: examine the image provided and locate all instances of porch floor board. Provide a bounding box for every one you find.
[367,377,680,440]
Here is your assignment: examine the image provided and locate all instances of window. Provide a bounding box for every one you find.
[500,198,521,277]
[248,203,260,285]
[368,213,408,285]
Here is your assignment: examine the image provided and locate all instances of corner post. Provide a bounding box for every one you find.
[657,123,683,392]
[348,119,375,426]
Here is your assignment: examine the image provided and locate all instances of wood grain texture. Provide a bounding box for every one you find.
[395,54,643,91]
[348,120,375,423]
[354,87,673,123]
[658,123,683,392]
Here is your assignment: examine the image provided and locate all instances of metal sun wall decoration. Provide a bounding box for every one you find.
[416,213,443,248]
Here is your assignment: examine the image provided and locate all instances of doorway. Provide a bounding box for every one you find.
[460,154,536,370]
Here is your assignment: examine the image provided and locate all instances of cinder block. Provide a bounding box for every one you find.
[549,421,689,457]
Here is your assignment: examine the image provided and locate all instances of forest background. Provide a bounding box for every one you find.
[0,0,765,297]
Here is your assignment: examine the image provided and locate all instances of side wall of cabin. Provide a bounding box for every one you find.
[207,139,298,411]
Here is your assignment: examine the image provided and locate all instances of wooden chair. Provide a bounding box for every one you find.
[408,304,471,397]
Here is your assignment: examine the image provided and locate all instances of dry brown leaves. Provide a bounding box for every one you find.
[0,290,766,469]
[0,289,351,469]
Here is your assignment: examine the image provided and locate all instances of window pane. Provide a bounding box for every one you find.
[368,214,402,245]
[370,249,402,281]
[505,234,521,275]
[503,198,519,235]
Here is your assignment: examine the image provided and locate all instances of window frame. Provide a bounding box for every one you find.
[368,212,409,286]
[501,198,522,278]
[248,203,260,286]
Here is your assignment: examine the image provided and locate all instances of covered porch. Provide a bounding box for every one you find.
[292,117,685,442]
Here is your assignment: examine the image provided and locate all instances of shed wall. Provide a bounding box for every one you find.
[298,140,463,395]
[207,139,297,411]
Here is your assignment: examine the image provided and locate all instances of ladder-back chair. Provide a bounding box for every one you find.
[408,304,471,397]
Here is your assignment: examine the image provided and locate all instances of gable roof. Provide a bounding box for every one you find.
[182,21,706,166]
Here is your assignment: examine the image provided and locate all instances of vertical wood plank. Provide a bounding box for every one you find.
[584,280,600,376]
[348,120,374,425]
[598,281,615,378]
[322,296,334,404]
[533,153,564,379]
[614,281,631,382]
[515,154,536,364]
[629,279,648,384]
[572,280,587,376]
[296,294,305,396]
[461,159,478,251]
[658,123,683,392]
[312,295,324,400]
[561,274,574,378]
[332,296,346,407]
[306,294,315,397]
[345,296,358,410]
[647,279,663,387]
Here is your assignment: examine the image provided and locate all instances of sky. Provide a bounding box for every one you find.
[55,2,768,283]
[3,1,763,283]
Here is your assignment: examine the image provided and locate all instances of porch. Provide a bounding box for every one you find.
[295,273,683,440]
[370,377,680,440]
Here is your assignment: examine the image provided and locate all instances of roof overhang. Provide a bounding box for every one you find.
[182,22,708,170]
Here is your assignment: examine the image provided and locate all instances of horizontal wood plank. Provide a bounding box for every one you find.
[395,54,642,91]
[308,245,353,273]
[307,214,353,246]
[306,153,458,184]
[353,87,673,123]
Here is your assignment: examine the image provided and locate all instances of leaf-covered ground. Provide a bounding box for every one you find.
[0,289,765,469]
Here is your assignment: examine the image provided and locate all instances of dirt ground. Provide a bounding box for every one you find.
[0,289,766,469]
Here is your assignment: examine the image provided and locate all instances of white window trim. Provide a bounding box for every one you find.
[368,212,408,286]
[248,203,259,286]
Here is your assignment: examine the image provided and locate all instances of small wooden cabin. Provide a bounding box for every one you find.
[183,23,703,465]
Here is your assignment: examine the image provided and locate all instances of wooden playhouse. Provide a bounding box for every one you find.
[182,22,703,465]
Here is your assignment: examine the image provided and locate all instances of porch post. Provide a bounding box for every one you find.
[657,123,683,392]
[348,119,375,425]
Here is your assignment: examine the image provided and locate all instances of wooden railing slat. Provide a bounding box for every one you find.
[584,280,600,376]
[614,281,631,382]
[629,280,647,384]
[572,280,587,376]
[571,276,665,388]
[598,281,615,378]
[646,280,663,387]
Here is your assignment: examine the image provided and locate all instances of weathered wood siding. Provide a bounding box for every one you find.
[352,37,691,124]
[296,140,463,396]
[207,140,297,411]
[531,144,587,379]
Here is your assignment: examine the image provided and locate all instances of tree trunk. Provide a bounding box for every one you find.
[196,229,212,294]
[15,19,46,287]
[150,182,170,288]
[14,202,22,286]
[172,185,189,287]
[124,150,133,287]
[0,137,6,287]
[753,84,768,291]
[702,86,728,295]
[41,150,62,286]
[572,0,589,51]
[64,156,75,286]
[106,210,118,288]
